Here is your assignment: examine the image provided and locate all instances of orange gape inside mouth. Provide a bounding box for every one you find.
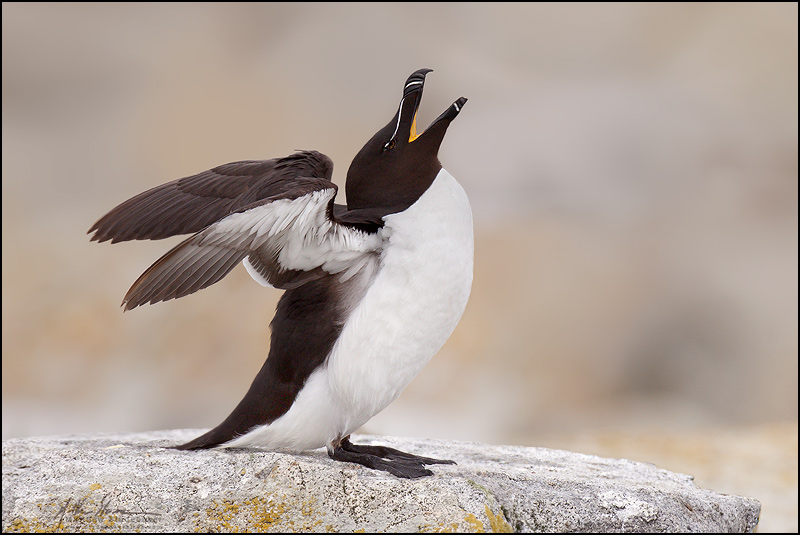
[409,112,420,142]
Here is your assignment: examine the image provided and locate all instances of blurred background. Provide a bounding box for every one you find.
[2,3,796,531]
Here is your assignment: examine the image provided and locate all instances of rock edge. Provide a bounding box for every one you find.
[2,430,760,532]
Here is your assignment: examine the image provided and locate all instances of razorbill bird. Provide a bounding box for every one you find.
[88,68,472,479]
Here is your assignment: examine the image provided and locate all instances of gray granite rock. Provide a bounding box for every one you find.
[2,430,760,532]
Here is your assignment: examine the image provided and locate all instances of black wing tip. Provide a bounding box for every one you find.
[120,299,138,312]
[87,221,134,244]
[172,441,206,451]
[87,224,107,243]
[173,432,228,451]
[121,287,175,312]
[89,234,119,244]
[120,284,148,311]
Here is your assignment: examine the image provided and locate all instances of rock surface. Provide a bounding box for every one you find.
[2,430,760,533]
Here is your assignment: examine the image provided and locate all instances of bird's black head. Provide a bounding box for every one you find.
[345,69,467,214]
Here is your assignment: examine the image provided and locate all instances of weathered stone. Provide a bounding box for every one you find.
[2,430,760,532]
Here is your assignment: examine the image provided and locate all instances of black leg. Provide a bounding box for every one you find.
[327,436,456,479]
[340,437,456,465]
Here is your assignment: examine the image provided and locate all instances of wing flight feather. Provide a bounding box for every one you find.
[88,151,382,311]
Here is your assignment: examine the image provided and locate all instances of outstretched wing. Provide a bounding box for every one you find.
[88,151,382,311]
[88,150,335,243]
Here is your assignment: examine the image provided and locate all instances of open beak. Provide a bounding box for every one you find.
[399,68,467,144]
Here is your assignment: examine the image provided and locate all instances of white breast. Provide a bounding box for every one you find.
[327,167,474,435]
[223,168,473,451]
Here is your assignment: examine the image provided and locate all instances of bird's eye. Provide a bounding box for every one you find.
[383,139,396,152]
